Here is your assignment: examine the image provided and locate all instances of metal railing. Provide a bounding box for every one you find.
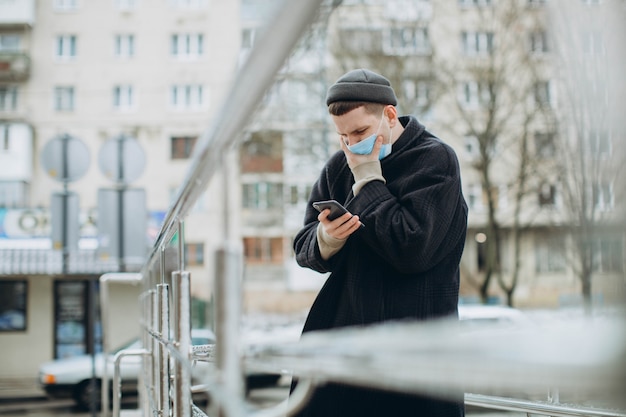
[97,0,626,416]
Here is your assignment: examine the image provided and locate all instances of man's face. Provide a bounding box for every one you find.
[332,106,383,147]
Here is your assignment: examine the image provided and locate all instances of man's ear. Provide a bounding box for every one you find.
[384,105,398,126]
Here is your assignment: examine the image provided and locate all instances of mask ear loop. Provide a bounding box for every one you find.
[381,109,391,147]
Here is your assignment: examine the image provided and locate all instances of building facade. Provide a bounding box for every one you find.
[0,0,239,378]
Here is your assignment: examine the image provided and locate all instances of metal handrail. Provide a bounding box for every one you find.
[464,394,626,417]
[111,348,150,417]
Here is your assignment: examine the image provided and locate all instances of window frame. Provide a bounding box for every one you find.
[56,34,77,59]
[170,135,198,159]
[170,84,205,111]
[171,33,204,59]
[461,31,494,56]
[0,86,18,112]
[54,86,75,111]
[113,84,135,110]
[114,34,135,58]
[0,280,28,332]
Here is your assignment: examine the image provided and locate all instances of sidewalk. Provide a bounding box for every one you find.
[0,378,47,402]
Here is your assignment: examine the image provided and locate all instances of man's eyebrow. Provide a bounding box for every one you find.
[336,125,369,135]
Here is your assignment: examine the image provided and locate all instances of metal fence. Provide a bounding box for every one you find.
[98,0,626,416]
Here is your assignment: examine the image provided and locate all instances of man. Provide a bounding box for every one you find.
[292,69,468,416]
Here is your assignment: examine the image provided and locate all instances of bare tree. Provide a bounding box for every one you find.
[325,1,561,306]
[547,0,626,313]
[431,0,558,305]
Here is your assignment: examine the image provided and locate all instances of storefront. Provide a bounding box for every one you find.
[0,274,141,379]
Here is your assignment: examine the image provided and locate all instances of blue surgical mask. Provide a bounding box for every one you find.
[346,111,392,160]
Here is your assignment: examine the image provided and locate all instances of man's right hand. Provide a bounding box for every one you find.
[318,209,362,240]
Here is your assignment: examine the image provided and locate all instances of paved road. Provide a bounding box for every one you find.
[0,383,525,417]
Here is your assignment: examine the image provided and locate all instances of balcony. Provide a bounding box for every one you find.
[0,0,35,27]
[0,52,31,81]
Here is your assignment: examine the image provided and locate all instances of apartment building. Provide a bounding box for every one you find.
[0,0,239,378]
[240,0,625,311]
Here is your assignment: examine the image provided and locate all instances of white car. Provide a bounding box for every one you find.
[39,328,216,410]
[458,304,533,329]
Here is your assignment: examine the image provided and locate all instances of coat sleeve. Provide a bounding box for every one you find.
[347,140,468,274]
[292,158,347,274]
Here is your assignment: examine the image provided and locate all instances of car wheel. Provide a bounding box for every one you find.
[74,379,104,411]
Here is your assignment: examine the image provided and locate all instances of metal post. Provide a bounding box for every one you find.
[172,271,192,417]
[214,244,244,417]
[99,273,142,417]
[112,349,150,417]
[139,291,152,417]
[151,289,160,414]
[157,284,170,417]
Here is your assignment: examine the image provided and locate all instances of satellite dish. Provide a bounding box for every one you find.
[98,135,145,184]
[41,134,90,183]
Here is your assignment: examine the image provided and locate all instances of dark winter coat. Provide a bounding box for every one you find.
[291,116,468,417]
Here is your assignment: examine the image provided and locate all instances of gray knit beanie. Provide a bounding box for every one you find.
[326,69,398,106]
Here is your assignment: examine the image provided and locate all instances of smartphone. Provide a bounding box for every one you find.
[312,200,349,221]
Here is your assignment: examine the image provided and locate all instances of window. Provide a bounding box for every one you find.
[0,181,30,208]
[242,182,283,209]
[114,34,134,58]
[461,31,494,55]
[170,85,204,110]
[243,237,284,264]
[54,86,75,111]
[0,124,7,151]
[588,130,611,157]
[0,280,27,331]
[538,183,556,207]
[287,183,313,206]
[593,181,613,212]
[459,81,492,108]
[582,31,604,56]
[466,184,484,211]
[0,35,20,51]
[116,0,137,10]
[113,85,135,110]
[587,238,622,273]
[384,27,430,55]
[534,132,556,158]
[184,243,204,266]
[530,31,549,54]
[534,81,554,108]
[535,236,566,273]
[54,0,78,10]
[171,33,204,58]
[463,135,480,160]
[402,79,431,107]
[0,86,18,111]
[56,35,77,58]
[171,136,197,159]
[339,29,381,53]
[169,0,207,8]
[241,28,256,50]
[459,0,493,7]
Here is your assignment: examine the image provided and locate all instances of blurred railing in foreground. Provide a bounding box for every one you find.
[98,0,626,416]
